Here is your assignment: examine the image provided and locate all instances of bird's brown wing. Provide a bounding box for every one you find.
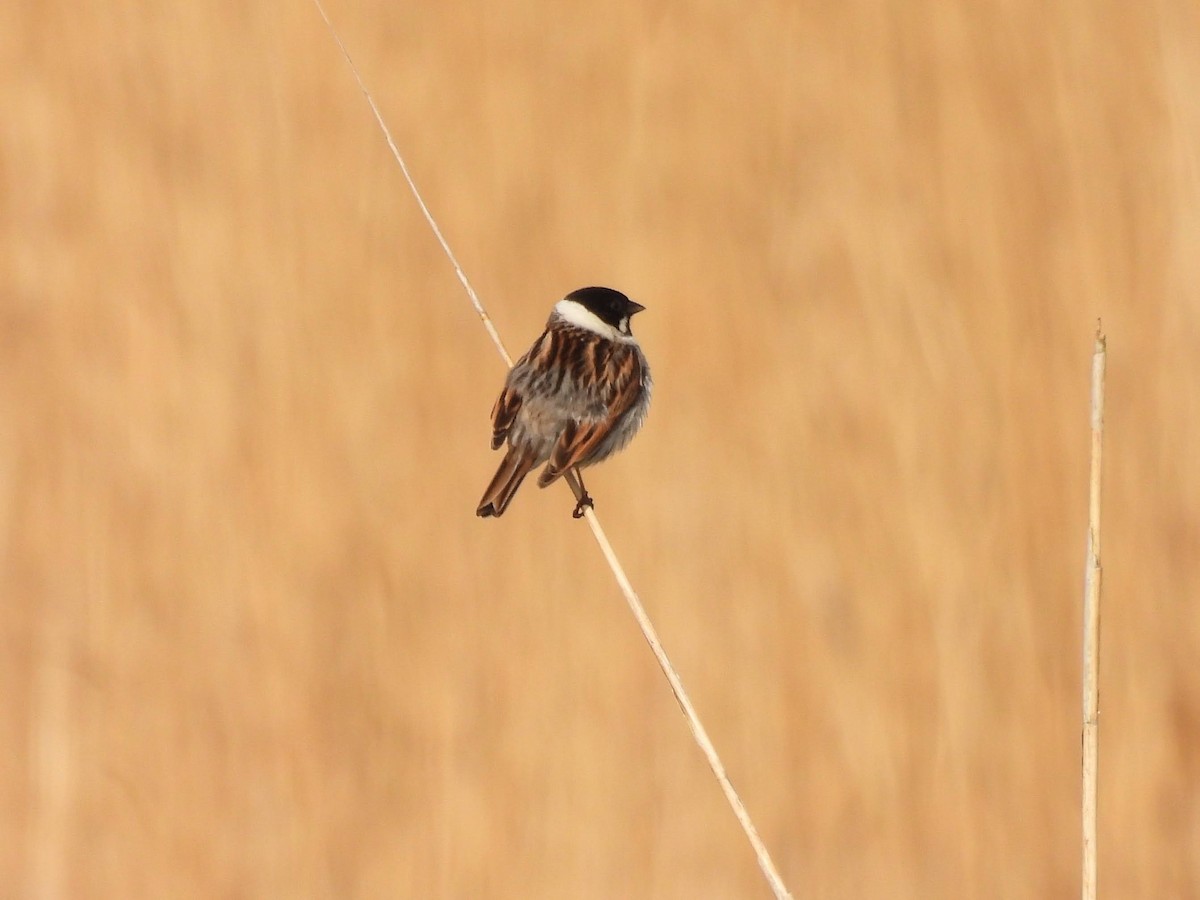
[489,329,557,449]
[489,385,523,450]
[537,351,645,487]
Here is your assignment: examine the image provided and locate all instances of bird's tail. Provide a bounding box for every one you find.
[476,446,537,518]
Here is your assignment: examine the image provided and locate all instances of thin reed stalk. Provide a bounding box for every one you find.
[1081,324,1105,900]
[310,4,793,897]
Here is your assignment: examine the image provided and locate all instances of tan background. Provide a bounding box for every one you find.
[4,0,1199,897]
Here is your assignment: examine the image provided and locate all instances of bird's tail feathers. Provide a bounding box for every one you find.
[476,446,537,518]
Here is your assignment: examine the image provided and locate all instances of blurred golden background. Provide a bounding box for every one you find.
[4,1,1199,896]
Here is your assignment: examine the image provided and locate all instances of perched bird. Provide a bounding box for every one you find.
[476,286,652,518]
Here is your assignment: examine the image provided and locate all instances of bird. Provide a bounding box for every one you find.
[476,286,651,518]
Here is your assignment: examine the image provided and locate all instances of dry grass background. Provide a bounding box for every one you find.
[3,0,1199,897]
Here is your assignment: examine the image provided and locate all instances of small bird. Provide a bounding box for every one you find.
[476,286,652,518]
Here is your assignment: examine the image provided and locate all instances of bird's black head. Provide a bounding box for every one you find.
[566,286,646,331]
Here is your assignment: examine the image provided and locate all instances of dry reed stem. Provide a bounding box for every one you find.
[311,3,793,897]
[1081,324,1105,900]
[564,467,792,898]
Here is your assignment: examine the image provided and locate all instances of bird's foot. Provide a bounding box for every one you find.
[572,492,595,519]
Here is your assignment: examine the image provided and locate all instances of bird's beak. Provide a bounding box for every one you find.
[627,301,646,316]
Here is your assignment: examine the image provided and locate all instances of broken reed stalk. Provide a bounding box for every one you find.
[1081,324,1105,900]
[310,3,793,896]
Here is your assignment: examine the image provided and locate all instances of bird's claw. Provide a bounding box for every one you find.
[572,492,594,519]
